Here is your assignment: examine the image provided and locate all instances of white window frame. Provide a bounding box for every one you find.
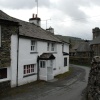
[23,64,35,76]
[31,40,36,52]
[40,61,46,68]
[0,25,1,47]
[51,43,55,51]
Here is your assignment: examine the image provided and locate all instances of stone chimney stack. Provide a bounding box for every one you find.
[46,26,54,34]
[92,27,100,40]
[29,14,41,27]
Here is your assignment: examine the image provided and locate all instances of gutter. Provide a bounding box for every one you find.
[37,56,40,80]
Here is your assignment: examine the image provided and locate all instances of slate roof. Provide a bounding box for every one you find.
[0,10,62,43]
[90,36,100,45]
[77,42,92,52]
[69,49,76,53]
[69,42,80,53]
[72,42,81,50]
[39,53,55,60]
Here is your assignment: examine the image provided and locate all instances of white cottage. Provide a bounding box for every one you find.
[0,10,69,88]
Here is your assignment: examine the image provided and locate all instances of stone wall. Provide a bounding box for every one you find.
[0,24,18,68]
[0,81,11,94]
[92,27,100,40]
[87,56,100,100]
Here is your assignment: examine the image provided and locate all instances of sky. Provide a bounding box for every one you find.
[1,0,100,40]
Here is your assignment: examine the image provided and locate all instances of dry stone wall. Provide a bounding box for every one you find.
[87,56,100,100]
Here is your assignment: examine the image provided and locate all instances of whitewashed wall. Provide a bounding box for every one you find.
[11,35,69,87]
[18,38,37,86]
[11,34,18,87]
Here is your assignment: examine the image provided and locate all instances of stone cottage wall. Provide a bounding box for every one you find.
[0,81,11,94]
[0,22,18,92]
[0,24,18,68]
[87,56,100,100]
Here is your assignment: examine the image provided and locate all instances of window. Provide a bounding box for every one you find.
[0,25,1,47]
[31,40,36,51]
[23,64,34,76]
[64,58,67,66]
[40,61,45,68]
[51,43,55,51]
[47,43,50,51]
[0,68,7,79]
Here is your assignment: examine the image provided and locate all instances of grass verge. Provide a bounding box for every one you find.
[54,67,73,79]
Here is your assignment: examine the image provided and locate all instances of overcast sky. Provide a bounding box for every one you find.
[1,0,100,40]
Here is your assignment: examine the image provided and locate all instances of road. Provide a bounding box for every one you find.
[37,64,90,100]
[1,64,90,100]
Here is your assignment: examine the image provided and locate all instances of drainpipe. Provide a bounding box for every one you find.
[16,27,19,87]
[37,56,40,80]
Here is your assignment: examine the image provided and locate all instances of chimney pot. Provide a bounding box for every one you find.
[33,14,34,18]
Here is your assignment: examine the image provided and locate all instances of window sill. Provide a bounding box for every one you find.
[23,73,37,78]
[30,52,38,54]
[47,52,57,54]
[0,78,10,83]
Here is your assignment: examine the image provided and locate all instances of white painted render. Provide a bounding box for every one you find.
[11,34,18,87]
[10,35,69,87]
[29,20,41,27]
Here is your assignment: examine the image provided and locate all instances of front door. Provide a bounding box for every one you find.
[47,60,54,80]
[39,60,47,80]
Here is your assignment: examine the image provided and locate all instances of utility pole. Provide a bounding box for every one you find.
[45,19,51,29]
[41,19,51,29]
[35,0,38,17]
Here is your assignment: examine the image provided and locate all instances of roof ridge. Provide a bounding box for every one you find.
[0,10,62,43]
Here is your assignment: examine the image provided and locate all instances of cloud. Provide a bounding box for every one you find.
[53,0,89,23]
[91,0,100,6]
[0,0,50,9]
[1,0,100,40]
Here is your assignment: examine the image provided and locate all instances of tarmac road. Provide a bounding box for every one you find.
[1,64,90,100]
[37,64,90,100]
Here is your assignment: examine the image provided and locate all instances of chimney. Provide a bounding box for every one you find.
[36,14,37,18]
[92,27,100,40]
[46,26,54,34]
[32,14,34,18]
[29,14,41,27]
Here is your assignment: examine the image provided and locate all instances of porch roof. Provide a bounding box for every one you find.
[39,53,55,60]
[63,52,69,55]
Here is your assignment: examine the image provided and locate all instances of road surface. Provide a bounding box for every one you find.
[1,64,90,100]
[37,64,90,100]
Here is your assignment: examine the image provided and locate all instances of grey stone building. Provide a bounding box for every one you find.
[90,27,100,56]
